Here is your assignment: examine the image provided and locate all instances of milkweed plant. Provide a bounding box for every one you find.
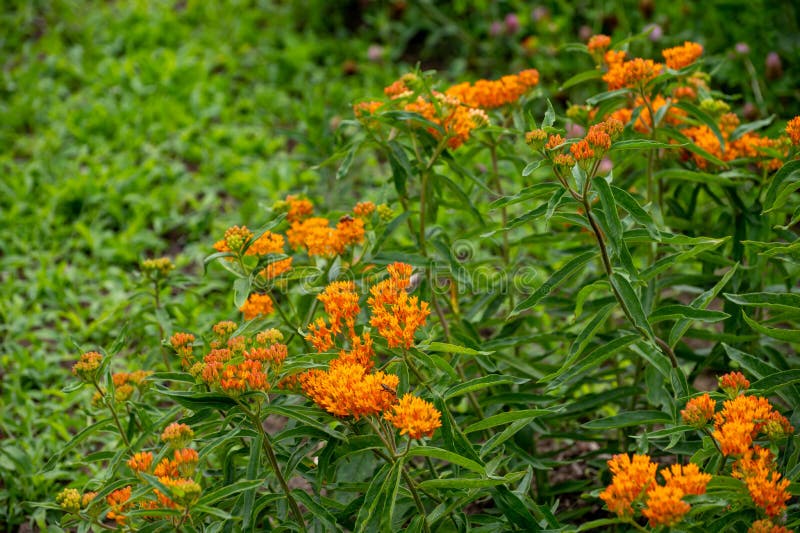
[50,31,800,532]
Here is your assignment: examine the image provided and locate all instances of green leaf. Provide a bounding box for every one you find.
[648,305,730,324]
[510,251,597,316]
[522,159,544,177]
[233,277,251,309]
[195,479,265,507]
[583,411,672,430]
[490,182,559,210]
[542,99,556,128]
[559,69,604,91]
[464,409,553,434]
[292,490,338,531]
[418,470,526,490]
[157,388,238,411]
[731,114,775,140]
[44,418,114,469]
[611,139,683,150]
[336,141,360,180]
[444,375,526,400]
[609,272,654,340]
[722,344,800,405]
[355,460,403,533]
[750,370,800,395]
[544,334,639,389]
[670,265,738,347]
[586,89,629,106]
[724,292,800,313]
[611,186,659,240]
[422,342,492,356]
[407,447,485,474]
[569,304,615,357]
[741,311,800,342]
[263,405,347,441]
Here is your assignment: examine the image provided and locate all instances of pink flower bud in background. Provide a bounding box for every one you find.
[597,157,613,175]
[578,25,593,42]
[367,44,383,63]
[765,52,782,80]
[645,24,662,41]
[489,20,503,37]
[504,13,520,34]
[735,42,750,55]
[566,122,586,139]
[531,6,549,22]
[742,102,759,121]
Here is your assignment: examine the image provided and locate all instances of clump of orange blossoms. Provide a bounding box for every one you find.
[733,446,792,517]
[787,116,800,145]
[444,69,539,109]
[662,41,704,70]
[600,454,710,528]
[240,293,274,320]
[301,362,399,419]
[603,57,663,90]
[72,351,103,379]
[719,370,750,397]
[587,34,611,53]
[368,262,430,349]
[384,393,442,439]
[749,519,794,533]
[161,422,194,449]
[681,393,715,427]
[128,451,154,473]
[106,486,132,525]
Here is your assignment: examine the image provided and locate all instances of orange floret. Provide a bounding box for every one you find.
[368,263,430,348]
[719,371,750,396]
[642,485,690,527]
[334,331,375,371]
[240,293,274,320]
[745,468,791,517]
[161,422,194,448]
[316,281,360,336]
[72,351,103,378]
[588,34,612,53]
[384,393,442,439]
[662,41,704,70]
[106,486,132,525]
[570,139,596,160]
[300,363,399,419]
[661,463,711,495]
[354,201,376,217]
[286,195,314,223]
[306,317,335,352]
[336,216,366,247]
[127,451,154,473]
[287,217,342,257]
[546,134,565,150]
[599,453,658,518]
[787,116,800,145]
[681,393,716,427]
[260,257,293,280]
[444,69,539,109]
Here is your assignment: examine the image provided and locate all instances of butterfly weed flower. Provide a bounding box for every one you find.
[335,215,366,248]
[335,331,375,371]
[161,422,194,449]
[127,451,154,474]
[240,293,274,320]
[300,362,399,419]
[56,488,82,513]
[158,478,202,508]
[545,134,565,150]
[681,393,716,427]
[642,485,690,527]
[384,393,442,439]
[140,257,175,279]
[316,281,361,337]
[749,519,793,533]
[588,34,612,54]
[173,448,199,477]
[72,351,103,381]
[170,332,196,368]
[368,262,430,349]
[662,41,704,70]
[785,116,800,145]
[599,453,658,518]
[661,463,711,495]
[212,320,238,341]
[353,201,376,217]
[525,128,548,150]
[306,317,335,352]
[106,486,133,526]
[285,195,314,223]
[719,371,750,397]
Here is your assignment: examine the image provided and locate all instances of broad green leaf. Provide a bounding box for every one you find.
[611,186,659,240]
[609,272,654,340]
[559,69,604,90]
[569,303,615,357]
[355,460,403,533]
[510,251,597,315]
[233,277,251,309]
[407,447,485,474]
[583,410,672,430]
[542,99,556,128]
[292,490,338,531]
[750,370,800,395]
[444,375,526,400]
[741,311,800,342]
[648,305,730,324]
[731,114,775,140]
[722,344,800,405]
[670,264,738,347]
[464,409,552,434]
[724,292,800,313]
[763,160,800,213]
[522,159,544,177]
[422,342,492,356]
[195,479,265,507]
[158,388,238,410]
[418,470,526,490]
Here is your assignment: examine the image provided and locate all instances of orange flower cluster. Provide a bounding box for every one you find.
[239,293,274,320]
[681,113,787,170]
[287,215,365,257]
[106,486,132,525]
[404,93,490,149]
[750,519,794,533]
[587,34,611,53]
[161,422,194,449]
[300,264,440,439]
[662,41,704,70]
[603,57,663,90]
[368,262,430,348]
[680,393,715,427]
[112,370,152,402]
[719,370,750,397]
[608,94,686,134]
[787,116,800,145]
[600,454,710,528]
[286,195,314,223]
[384,393,442,439]
[733,447,792,517]
[72,351,103,379]
[353,201,376,217]
[128,451,154,473]
[444,69,540,109]
[170,332,195,368]
[546,119,623,168]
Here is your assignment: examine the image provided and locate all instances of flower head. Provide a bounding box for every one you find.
[301,363,399,419]
[719,371,750,397]
[661,462,711,495]
[588,34,612,54]
[599,454,658,518]
[662,41,704,70]
[240,293,274,320]
[56,488,82,513]
[106,486,132,525]
[786,116,800,145]
[749,519,793,533]
[681,393,716,427]
[384,394,442,439]
[642,485,690,527]
[128,451,154,473]
[72,351,103,380]
[161,422,194,449]
[368,263,430,348]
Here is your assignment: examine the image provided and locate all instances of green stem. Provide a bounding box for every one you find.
[93,381,131,448]
[237,400,306,530]
[402,467,431,533]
